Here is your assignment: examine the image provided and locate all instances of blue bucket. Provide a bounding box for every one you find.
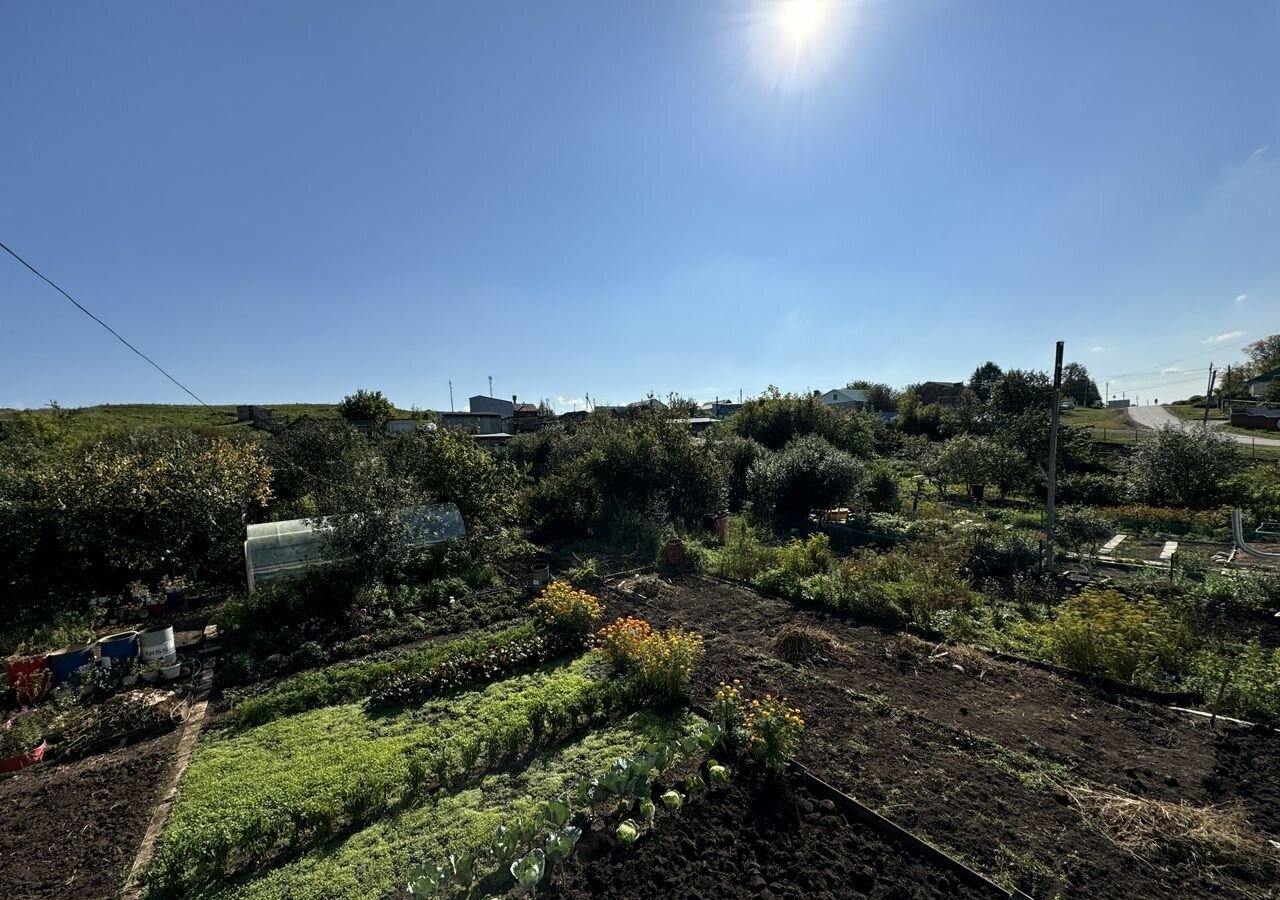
[47,644,95,685]
[98,631,139,663]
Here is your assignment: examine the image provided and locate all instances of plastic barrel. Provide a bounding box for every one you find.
[47,645,94,685]
[98,631,139,663]
[138,626,177,665]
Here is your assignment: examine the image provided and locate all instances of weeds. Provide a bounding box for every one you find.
[770,623,842,665]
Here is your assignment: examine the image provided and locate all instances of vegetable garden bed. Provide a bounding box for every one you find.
[602,575,1280,899]
[550,768,1005,899]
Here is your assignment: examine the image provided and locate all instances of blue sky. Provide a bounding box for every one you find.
[3,1,1277,411]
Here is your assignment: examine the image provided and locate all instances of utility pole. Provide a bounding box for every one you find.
[1202,363,1216,426]
[1044,340,1064,570]
[1105,381,1109,404]
[448,380,454,412]
[488,375,493,397]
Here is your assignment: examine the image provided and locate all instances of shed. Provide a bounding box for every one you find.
[243,503,466,591]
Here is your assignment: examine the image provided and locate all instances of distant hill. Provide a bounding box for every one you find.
[0,403,419,441]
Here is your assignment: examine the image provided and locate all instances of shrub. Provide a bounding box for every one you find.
[754,567,803,601]
[1188,641,1280,723]
[565,557,601,588]
[596,617,703,705]
[862,463,901,513]
[1127,425,1242,509]
[529,582,603,643]
[748,434,864,526]
[960,526,1041,580]
[1057,505,1114,573]
[1057,472,1125,507]
[710,517,779,582]
[776,533,833,577]
[1039,588,1192,686]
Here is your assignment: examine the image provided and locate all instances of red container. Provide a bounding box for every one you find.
[6,656,51,703]
[665,540,686,566]
[0,740,47,774]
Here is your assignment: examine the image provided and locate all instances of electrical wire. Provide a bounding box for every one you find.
[1,239,210,407]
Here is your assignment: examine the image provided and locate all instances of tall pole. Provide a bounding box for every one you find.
[1044,340,1064,570]
[448,380,454,412]
[488,375,493,397]
[1202,363,1215,426]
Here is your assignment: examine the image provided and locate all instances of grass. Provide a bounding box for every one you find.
[190,710,703,900]
[229,622,537,727]
[1060,407,1134,429]
[151,654,628,892]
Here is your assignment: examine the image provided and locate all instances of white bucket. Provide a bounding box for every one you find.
[138,626,177,665]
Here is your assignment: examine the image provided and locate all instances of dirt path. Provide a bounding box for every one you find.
[605,576,1280,899]
[1129,405,1280,446]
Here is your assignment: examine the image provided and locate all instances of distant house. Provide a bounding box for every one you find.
[474,432,515,451]
[915,382,965,407]
[819,388,869,411]
[626,398,668,413]
[1247,368,1280,400]
[671,417,718,435]
[1106,399,1131,409]
[1230,407,1280,432]
[699,400,742,419]
[385,419,420,434]
[437,410,504,434]
[469,395,515,417]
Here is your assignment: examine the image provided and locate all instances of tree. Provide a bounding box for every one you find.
[1058,505,1114,574]
[968,361,1004,403]
[265,418,375,518]
[726,392,879,456]
[988,369,1052,416]
[708,434,769,512]
[1061,362,1102,407]
[846,381,899,412]
[1264,380,1280,404]
[1127,425,1242,509]
[337,389,395,428]
[1244,334,1280,377]
[748,434,863,526]
[939,434,994,496]
[38,431,271,588]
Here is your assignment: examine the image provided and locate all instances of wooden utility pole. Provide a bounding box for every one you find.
[1202,363,1216,426]
[1044,340,1064,569]
[448,380,454,412]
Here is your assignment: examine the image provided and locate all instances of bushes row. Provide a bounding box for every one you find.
[368,632,558,708]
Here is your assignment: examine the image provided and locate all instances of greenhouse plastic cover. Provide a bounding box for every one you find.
[244,503,466,590]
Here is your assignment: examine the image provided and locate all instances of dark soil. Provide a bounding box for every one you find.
[0,730,180,900]
[549,772,1003,900]
[602,575,1280,899]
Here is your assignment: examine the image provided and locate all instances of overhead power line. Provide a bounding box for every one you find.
[0,239,210,407]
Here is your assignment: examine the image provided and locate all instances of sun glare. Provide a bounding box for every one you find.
[780,0,826,48]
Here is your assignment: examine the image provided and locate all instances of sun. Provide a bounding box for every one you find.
[779,0,828,49]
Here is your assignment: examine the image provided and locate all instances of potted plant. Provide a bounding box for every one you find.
[0,711,47,773]
[140,661,161,684]
[120,657,140,688]
[162,575,187,613]
[160,659,182,680]
[6,645,52,704]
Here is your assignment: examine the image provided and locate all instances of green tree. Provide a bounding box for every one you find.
[726,392,879,456]
[1061,362,1102,407]
[1127,425,1242,508]
[265,418,375,518]
[337,389,395,428]
[988,369,1052,416]
[939,434,994,495]
[749,434,863,526]
[1057,505,1114,573]
[968,361,1004,403]
[846,381,899,412]
[1244,334,1280,377]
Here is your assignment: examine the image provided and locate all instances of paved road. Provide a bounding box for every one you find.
[1127,404,1280,447]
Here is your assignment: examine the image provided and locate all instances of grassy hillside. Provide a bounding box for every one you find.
[0,403,415,442]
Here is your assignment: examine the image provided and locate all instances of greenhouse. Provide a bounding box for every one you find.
[243,503,467,590]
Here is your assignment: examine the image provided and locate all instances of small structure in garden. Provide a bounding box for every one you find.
[243,503,467,590]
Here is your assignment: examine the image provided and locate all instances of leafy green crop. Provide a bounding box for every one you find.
[230,623,537,728]
[151,655,632,893]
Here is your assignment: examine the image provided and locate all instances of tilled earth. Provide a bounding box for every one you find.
[0,730,180,900]
[550,772,1006,900]
[603,574,1280,899]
